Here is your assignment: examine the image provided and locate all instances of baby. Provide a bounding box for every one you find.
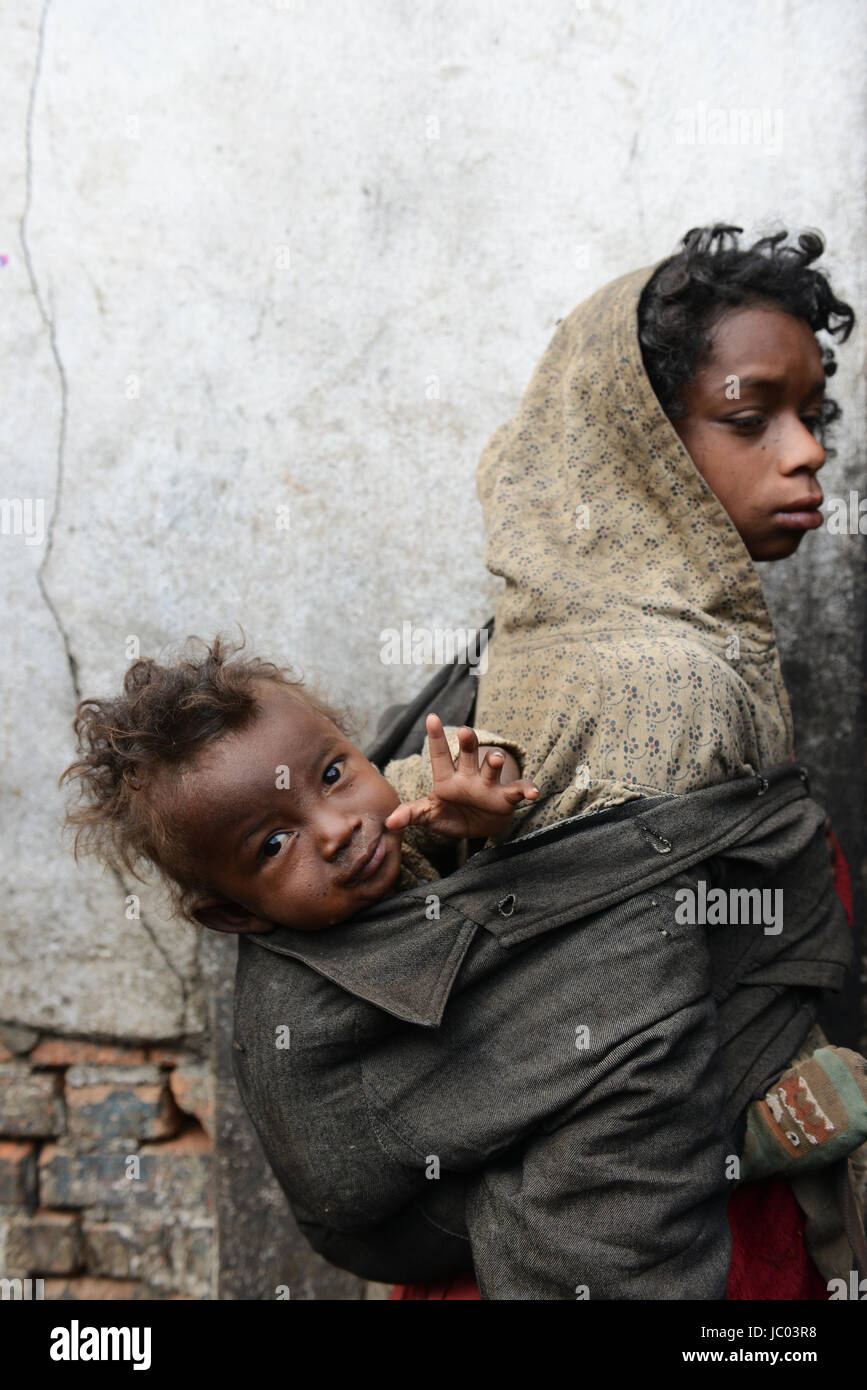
[61,647,537,935]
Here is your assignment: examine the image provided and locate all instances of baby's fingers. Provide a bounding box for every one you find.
[503,779,539,804]
[479,749,506,782]
[426,713,457,785]
[454,724,480,778]
[384,797,433,832]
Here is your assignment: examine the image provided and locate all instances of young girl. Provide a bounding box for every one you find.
[473,223,852,833]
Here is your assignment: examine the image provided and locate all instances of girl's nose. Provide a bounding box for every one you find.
[780,417,826,474]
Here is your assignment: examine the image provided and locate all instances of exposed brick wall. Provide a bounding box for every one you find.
[0,1025,213,1300]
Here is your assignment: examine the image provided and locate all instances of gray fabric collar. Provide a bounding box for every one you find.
[244,761,830,1027]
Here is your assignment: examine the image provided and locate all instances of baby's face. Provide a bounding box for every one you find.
[673,304,827,561]
[162,681,404,933]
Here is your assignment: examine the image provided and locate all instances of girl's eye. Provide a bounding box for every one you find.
[729,415,765,431]
[323,761,343,786]
[260,831,290,861]
[801,415,822,436]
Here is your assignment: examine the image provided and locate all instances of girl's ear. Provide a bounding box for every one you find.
[191,898,275,934]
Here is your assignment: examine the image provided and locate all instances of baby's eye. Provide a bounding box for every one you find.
[323,761,343,786]
[260,831,290,861]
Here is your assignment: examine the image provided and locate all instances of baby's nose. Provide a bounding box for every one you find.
[317,811,362,859]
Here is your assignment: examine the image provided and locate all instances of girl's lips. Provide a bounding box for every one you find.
[773,509,824,530]
[352,833,386,883]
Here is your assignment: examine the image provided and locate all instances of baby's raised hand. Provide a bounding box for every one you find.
[384,714,538,842]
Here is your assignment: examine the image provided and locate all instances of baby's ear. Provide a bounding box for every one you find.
[191,898,275,935]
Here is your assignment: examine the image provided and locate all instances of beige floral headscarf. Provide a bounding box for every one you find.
[473,264,794,833]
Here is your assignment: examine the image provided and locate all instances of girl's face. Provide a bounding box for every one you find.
[673,304,828,561]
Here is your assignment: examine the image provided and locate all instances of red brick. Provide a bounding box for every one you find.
[169,1063,213,1138]
[166,1219,213,1298]
[42,1277,157,1300]
[4,1209,81,1274]
[38,1144,138,1208]
[30,1039,148,1068]
[65,1066,181,1146]
[0,1064,65,1138]
[82,1216,212,1296]
[81,1220,165,1281]
[40,1128,212,1213]
[147,1047,183,1067]
[0,1139,37,1205]
[141,1123,210,1155]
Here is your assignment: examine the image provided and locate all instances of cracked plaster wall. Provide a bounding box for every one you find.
[1,1,865,1045]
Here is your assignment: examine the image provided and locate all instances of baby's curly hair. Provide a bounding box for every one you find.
[638,224,855,437]
[59,633,357,923]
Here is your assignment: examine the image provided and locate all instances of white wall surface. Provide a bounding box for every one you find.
[1,0,864,1035]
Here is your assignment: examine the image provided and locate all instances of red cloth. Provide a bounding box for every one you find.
[726,1179,828,1299]
[390,1180,829,1300]
[391,1272,481,1300]
[390,830,854,1301]
[828,824,854,927]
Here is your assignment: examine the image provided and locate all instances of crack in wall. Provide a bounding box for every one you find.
[20,0,77,697]
[18,1,192,1019]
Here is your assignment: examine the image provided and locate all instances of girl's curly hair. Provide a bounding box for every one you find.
[637,224,855,438]
[59,632,358,923]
